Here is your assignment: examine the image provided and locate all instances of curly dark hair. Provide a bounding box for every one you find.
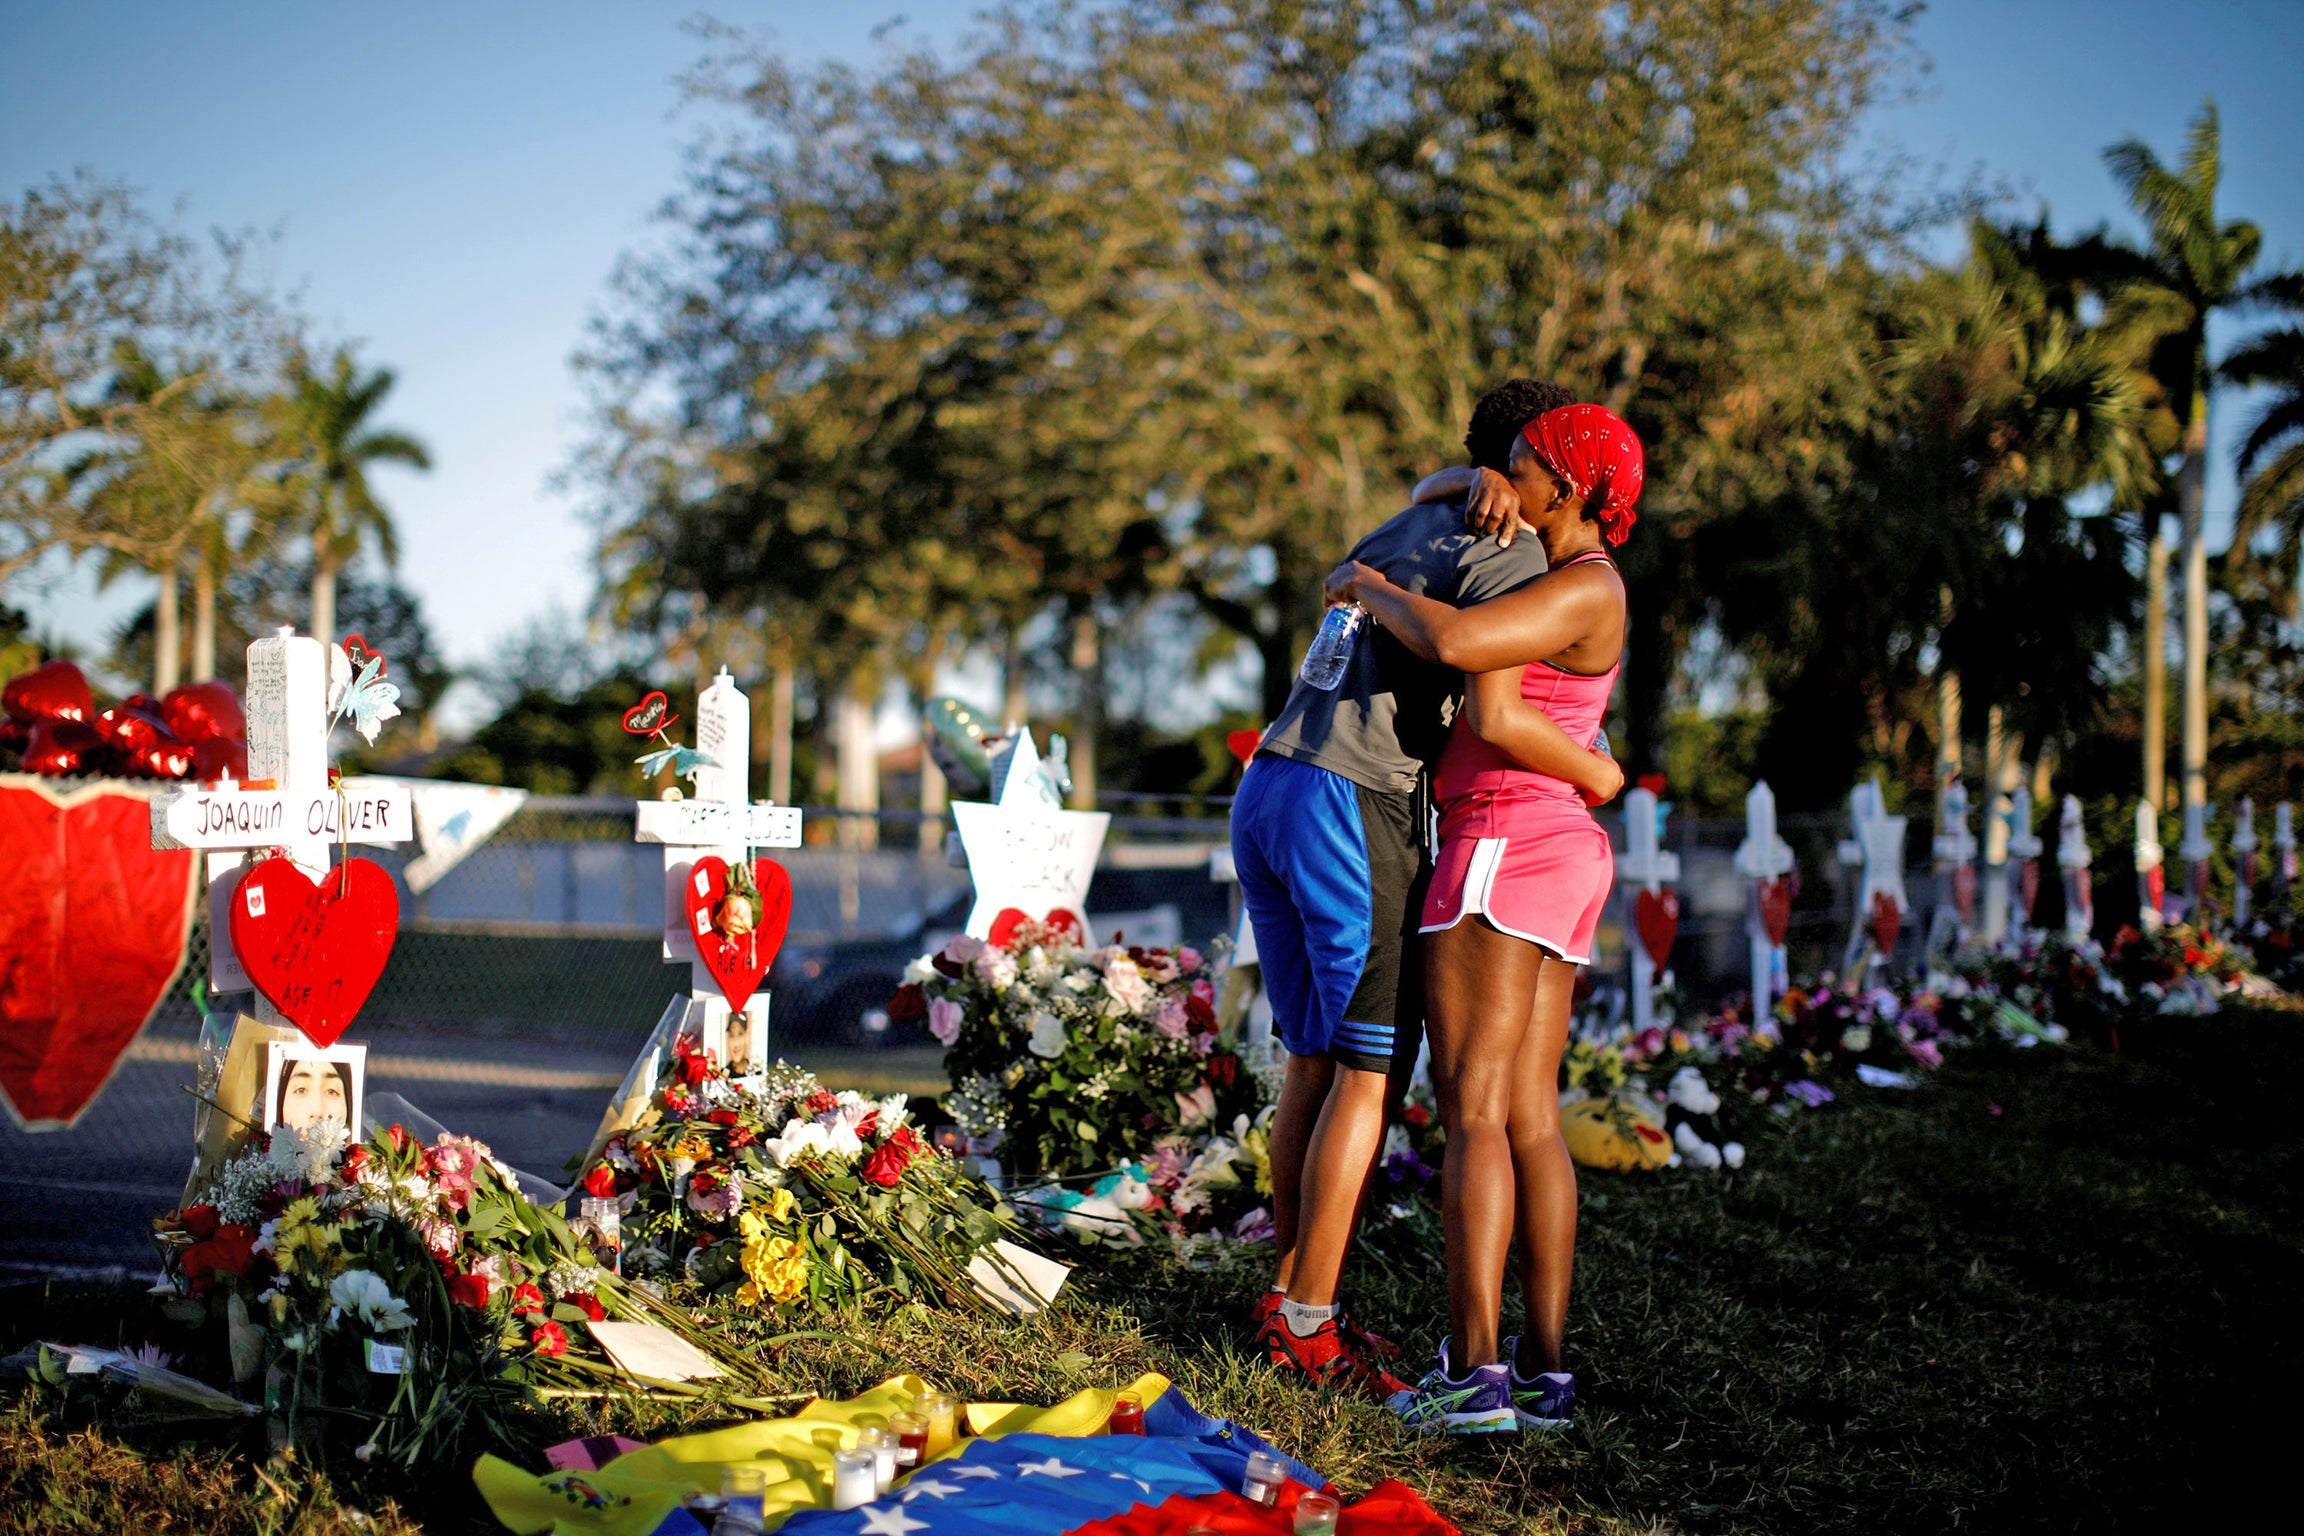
[1464,378,1577,473]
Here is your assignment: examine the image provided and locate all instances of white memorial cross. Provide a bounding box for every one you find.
[1616,785,1679,1033]
[1836,776,1907,975]
[2276,803,2297,905]
[2134,799,2165,932]
[1929,780,1977,956]
[949,727,1111,940]
[149,628,414,1016]
[1731,780,1794,1028]
[2004,785,2044,936]
[2058,794,2093,941]
[2232,798,2257,929]
[2178,800,2213,920]
[632,668,803,1072]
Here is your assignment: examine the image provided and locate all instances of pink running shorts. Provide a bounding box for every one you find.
[1420,794,1615,965]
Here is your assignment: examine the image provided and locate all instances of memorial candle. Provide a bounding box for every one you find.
[830,1449,877,1511]
[1241,1451,1286,1507]
[859,1427,897,1493]
[890,1412,928,1469]
[918,1393,959,1455]
[1107,1391,1144,1435]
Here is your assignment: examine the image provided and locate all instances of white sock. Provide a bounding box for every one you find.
[1279,1299,1336,1338]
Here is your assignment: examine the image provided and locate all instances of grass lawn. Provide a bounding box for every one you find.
[5,1010,2295,1535]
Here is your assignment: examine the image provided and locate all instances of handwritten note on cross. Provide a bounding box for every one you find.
[149,628,412,1011]
[631,668,802,1075]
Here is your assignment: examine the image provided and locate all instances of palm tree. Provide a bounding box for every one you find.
[283,347,429,647]
[2218,273,2304,611]
[2103,103,2287,819]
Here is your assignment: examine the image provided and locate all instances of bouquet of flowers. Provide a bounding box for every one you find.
[581,1048,1030,1316]
[896,923,1265,1180]
[152,1117,760,1472]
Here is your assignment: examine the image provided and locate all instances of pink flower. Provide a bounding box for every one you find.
[1190,977,1215,1005]
[1174,1083,1216,1127]
[417,1214,460,1260]
[1903,1035,1943,1069]
[1153,1000,1190,1039]
[928,997,964,1046]
[942,934,986,965]
[1178,947,1204,975]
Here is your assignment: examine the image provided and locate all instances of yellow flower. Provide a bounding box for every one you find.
[671,1134,713,1162]
[1239,1125,1273,1197]
[760,1186,797,1223]
[736,1232,809,1307]
[270,1197,344,1279]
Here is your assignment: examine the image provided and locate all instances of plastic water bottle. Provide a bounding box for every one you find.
[1299,603,1365,690]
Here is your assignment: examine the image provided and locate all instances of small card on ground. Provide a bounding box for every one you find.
[586,1320,724,1382]
[967,1238,1072,1318]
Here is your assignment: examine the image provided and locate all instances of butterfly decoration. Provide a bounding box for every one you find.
[622,688,715,785]
[328,634,402,745]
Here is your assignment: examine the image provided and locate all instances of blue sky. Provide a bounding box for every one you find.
[5,0,2300,715]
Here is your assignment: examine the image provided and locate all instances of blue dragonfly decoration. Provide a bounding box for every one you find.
[327,633,402,745]
[621,688,715,786]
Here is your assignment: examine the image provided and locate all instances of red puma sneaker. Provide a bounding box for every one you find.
[1258,1315,1410,1401]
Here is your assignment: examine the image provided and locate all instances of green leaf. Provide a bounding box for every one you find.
[1054,1351,1092,1372]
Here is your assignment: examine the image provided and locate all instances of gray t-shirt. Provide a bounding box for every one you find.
[1259,500,1549,797]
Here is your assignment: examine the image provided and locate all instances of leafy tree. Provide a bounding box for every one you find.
[2219,272,2304,610]
[281,345,430,647]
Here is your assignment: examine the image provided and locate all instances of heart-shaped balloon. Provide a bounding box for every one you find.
[2017,858,2039,918]
[1633,888,1679,981]
[1226,729,1263,767]
[1952,862,1976,923]
[231,856,401,1048]
[1757,875,1795,947]
[622,691,677,736]
[682,856,792,1014]
[161,680,245,744]
[1869,890,1902,958]
[96,696,174,753]
[986,907,1087,948]
[125,739,195,780]
[2,659,93,725]
[22,718,103,775]
[191,735,248,783]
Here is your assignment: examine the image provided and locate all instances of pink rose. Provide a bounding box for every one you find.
[1153,1000,1190,1039]
[928,997,965,1047]
[942,934,986,965]
[1178,947,1204,975]
[1190,977,1215,1005]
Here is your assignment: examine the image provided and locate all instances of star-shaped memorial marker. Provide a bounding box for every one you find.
[948,729,1110,940]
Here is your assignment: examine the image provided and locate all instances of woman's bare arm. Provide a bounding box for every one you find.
[1410,465,1529,546]
[1326,558,1621,674]
[1463,668,1624,804]
[1412,466,1480,503]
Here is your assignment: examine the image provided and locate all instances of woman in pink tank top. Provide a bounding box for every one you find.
[1324,404,1641,1431]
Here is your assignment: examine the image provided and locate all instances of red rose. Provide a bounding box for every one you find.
[582,1165,621,1199]
[530,1319,569,1357]
[444,1269,493,1308]
[1205,1053,1239,1091]
[932,953,966,979]
[890,1126,926,1159]
[1404,1103,1431,1127]
[708,1109,740,1126]
[727,1125,757,1149]
[856,1111,880,1141]
[568,1291,606,1322]
[387,1123,411,1152]
[1185,993,1217,1032]
[342,1145,369,1179]
[181,1223,259,1292]
[861,1142,909,1187]
[510,1282,546,1315]
[888,984,928,1026]
[180,1204,221,1241]
[806,1090,837,1115]
[678,1050,714,1085]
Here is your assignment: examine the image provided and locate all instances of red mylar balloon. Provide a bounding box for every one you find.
[0,780,200,1129]
[126,740,196,779]
[987,906,1087,948]
[96,696,174,753]
[22,718,104,775]
[191,735,248,783]
[161,680,245,744]
[2,659,94,725]
[0,717,26,753]
[1226,728,1263,767]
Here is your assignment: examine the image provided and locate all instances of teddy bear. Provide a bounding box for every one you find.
[1664,1065,1744,1171]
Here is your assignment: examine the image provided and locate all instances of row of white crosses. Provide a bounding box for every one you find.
[2132,793,2293,932]
[150,628,413,1015]
[633,668,803,1068]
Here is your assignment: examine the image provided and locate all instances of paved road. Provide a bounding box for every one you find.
[0,1004,943,1280]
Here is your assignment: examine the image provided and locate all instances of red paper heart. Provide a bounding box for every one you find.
[0,781,200,1129]
[1757,876,1795,948]
[1633,888,1679,982]
[340,633,384,677]
[2,659,93,725]
[22,718,103,775]
[231,856,401,1048]
[1225,729,1263,767]
[986,907,1086,948]
[1869,890,1902,958]
[2144,862,2165,916]
[161,680,245,744]
[1953,863,1976,923]
[682,857,792,1014]
[622,691,677,736]
[2018,859,2039,917]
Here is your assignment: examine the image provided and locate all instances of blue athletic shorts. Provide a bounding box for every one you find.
[1229,753,1425,1073]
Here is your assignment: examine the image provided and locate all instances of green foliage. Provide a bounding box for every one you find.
[428,675,667,796]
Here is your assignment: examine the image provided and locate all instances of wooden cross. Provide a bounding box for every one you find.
[2004,785,2044,935]
[1835,776,1907,975]
[2232,799,2257,929]
[1616,785,1679,1033]
[149,628,412,1017]
[1929,779,1977,957]
[631,668,802,1077]
[2134,799,2165,932]
[2058,795,2093,941]
[1730,780,1793,1028]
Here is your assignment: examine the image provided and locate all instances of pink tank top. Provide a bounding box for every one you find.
[1431,551,1620,811]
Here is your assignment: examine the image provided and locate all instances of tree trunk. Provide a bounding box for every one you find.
[153,563,181,696]
[190,558,217,682]
[919,746,947,851]
[1068,612,1102,811]
[2178,393,2209,816]
[1935,586,1961,788]
[311,557,338,650]
[1002,627,1029,727]
[758,655,795,805]
[2142,518,2168,810]
[836,672,879,849]
[1259,629,1296,723]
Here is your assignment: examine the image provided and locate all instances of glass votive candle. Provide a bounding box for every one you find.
[890,1412,928,1469]
[858,1426,898,1493]
[1107,1391,1145,1435]
[1241,1450,1287,1507]
[918,1392,960,1455]
[718,1466,767,1532]
[830,1448,878,1511]
[1293,1489,1342,1535]
[579,1196,623,1273]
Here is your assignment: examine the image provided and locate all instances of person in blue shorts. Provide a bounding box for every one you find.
[1231,378,1623,1397]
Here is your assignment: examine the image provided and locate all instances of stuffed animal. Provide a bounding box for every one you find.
[1663,1065,1744,1171]
[1019,1165,1156,1245]
[1560,1088,1672,1170]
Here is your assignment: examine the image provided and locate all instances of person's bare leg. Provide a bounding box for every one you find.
[1279,1063,1388,1306]
[1425,918,1545,1369]
[1505,957,1578,1374]
[1267,1050,1335,1291]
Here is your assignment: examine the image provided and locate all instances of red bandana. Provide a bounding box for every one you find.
[1522,404,1646,545]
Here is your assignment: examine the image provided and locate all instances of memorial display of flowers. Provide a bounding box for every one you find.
[151,1117,761,1471]
[580,1046,1029,1314]
[897,922,1267,1180]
